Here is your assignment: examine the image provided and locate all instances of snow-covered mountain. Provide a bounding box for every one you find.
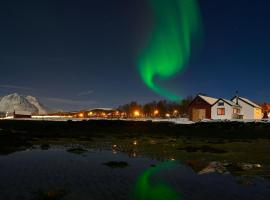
[0,93,49,114]
[25,95,48,114]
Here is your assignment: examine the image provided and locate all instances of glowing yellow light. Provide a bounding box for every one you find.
[154,110,159,115]
[174,110,178,114]
[79,113,84,118]
[134,110,140,117]
[133,140,137,145]
[255,164,262,168]
[113,144,117,148]
[88,111,93,116]
[165,113,171,118]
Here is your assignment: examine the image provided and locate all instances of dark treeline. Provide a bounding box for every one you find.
[117,96,193,118]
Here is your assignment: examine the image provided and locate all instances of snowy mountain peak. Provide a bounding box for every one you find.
[26,95,48,115]
[0,93,49,115]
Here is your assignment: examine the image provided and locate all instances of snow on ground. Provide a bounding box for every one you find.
[0,116,194,124]
[1,116,270,124]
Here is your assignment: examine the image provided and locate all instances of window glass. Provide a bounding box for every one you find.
[217,108,225,115]
[233,108,240,114]
[218,102,224,106]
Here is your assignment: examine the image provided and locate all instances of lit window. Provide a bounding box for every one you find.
[217,108,225,115]
[233,108,240,114]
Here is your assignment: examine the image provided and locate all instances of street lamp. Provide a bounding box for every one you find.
[134,110,140,117]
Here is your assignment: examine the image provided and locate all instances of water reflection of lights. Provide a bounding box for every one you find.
[112,144,118,154]
[255,164,262,168]
[150,140,156,145]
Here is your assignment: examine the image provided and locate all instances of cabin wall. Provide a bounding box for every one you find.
[211,100,233,120]
[232,99,259,119]
[14,114,32,118]
[254,108,263,119]
[188,97,211,121]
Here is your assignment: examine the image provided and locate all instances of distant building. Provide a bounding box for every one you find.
[0,112,6,118]
[75,108,121,118]
[231,96,262,120]
[211,98,242,120]
[13,110,32,118]
[188,94,218,121]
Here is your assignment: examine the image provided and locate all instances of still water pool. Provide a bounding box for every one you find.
[0,147,269,200]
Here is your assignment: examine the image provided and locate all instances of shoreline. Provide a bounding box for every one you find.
[1,119,270,139]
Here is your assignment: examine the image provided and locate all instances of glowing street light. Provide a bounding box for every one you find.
[88,111,93,116]
[154,109,159,115]
[134,110,140,117]
[173,110,179,117]
[79,113,84,118]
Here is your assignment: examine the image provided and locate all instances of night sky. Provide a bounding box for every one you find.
[0,0,270,110]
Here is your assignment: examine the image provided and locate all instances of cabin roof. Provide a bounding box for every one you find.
[232,96,261,109]
[14,110,32,115]
[198,95,218,105]
[213,98,241,107]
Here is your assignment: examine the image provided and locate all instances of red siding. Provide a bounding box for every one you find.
[14,114,32,119]
[188,96,212,121]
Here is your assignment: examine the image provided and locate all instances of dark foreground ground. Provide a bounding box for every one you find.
[1,119,270,138]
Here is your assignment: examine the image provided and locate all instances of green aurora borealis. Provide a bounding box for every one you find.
[138,0,202,101]
[133,161,181,200]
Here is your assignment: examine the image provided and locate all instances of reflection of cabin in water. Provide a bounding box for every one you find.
[188,95,218,121]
